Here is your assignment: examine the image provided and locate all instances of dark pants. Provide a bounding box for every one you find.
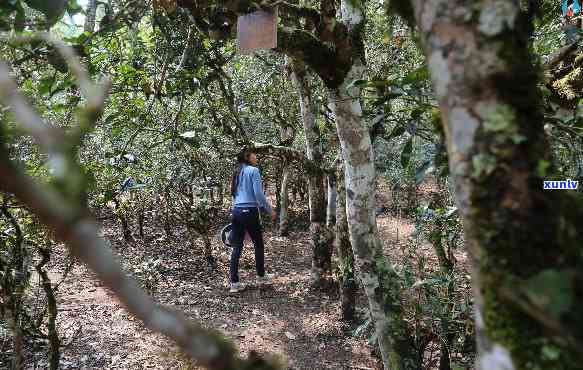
[229,207,265,283]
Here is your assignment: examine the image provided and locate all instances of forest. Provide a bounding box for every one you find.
[1,0,582,369]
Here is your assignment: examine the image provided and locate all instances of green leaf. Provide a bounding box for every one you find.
[65,0,81,14]
[443,207,457,219]
[64,31,90,44]
[110,125,122,138]
[38,76,54,96]
[411,277,443,289]
[387,124,406,140]
[23,0,66,24]
[472,153,497,178]
[401,138,413,168]
[537,160,551,177]
[410,107,424,120]
[51,103,69,113]
[524,269,574,319]
[403,65,429,85]
[345,79,368,91]
[103,112,119,125]
[542,345,561,361]
[51,78,74,96]
[385,91,404,99]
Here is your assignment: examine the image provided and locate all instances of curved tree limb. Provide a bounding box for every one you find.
[248,142,333,175]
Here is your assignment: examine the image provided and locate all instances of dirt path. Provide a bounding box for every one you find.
[26,179,469,370]
[39,218,379,370]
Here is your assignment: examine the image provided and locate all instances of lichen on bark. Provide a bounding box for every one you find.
[409,0,583,369]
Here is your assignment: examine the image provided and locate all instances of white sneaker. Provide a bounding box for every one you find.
[256,273,274,285]
[229,282,246,293]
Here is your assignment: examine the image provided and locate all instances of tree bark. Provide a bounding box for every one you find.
[326,172,337,228]
[405,1,583,368]
[84,0,98,33]
[1,202,26,370]
[279,164,291,236]
[329,62,418,369]
[36,248,60,370]
[291,61,333,285]
[334,160,356,322]
[326,3,418,368]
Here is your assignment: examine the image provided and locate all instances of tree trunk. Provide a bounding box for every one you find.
[291,61,333,285]
[113,198,133,242]
[322,2,419,368]
[279,164,291,236]
[1,203,26,370]
[202,233,216,269]
[428,191,454,370]
[36,249,60,370]
[275,164,282,215]
[162,193,173,239]
[334,160,356,322]
[329,62,418,369]
[406,1,583,368]
[138,207,145,238]
[84,0,97,33]
[327,172,337,228]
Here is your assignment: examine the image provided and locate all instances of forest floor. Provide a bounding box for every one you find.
[11,180,471,370]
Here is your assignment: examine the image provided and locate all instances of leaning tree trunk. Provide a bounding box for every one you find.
[334,160,357,322]
[279,164,291,236]
[327,3,418,368]
[291,61,333,285]
[404,1,583,368]
[329,61,418,369]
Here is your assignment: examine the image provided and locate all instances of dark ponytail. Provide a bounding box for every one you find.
[231,149,252,197]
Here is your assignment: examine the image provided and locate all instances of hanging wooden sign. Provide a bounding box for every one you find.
[237,8,278,53]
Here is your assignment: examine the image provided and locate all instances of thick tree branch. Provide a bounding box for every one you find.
[249,142,332,174]
[176,0,352,87]
[276,27,350,87]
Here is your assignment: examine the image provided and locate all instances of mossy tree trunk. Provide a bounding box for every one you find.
[334,160,357,322]
[291,61,333,285]
[329,63,418,369]
[404,1,583,368]
[327,2,418,368]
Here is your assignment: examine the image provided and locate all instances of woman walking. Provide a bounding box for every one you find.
[229,149,277,293]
